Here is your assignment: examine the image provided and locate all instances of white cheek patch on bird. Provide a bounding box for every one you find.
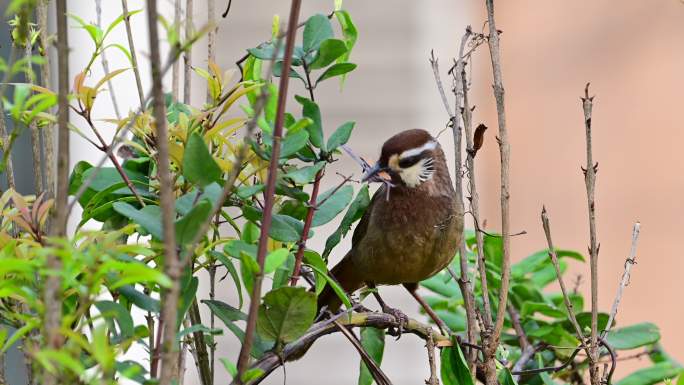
[398,157,435,187]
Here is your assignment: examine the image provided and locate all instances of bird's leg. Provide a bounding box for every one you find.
[366,282,409,339]
[403,283,451,336]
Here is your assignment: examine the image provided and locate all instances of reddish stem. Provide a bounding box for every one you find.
[289,169,324,286]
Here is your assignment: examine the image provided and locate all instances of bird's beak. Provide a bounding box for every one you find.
[362,163,390,183]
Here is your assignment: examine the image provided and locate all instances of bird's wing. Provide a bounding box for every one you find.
[351,184,386,247]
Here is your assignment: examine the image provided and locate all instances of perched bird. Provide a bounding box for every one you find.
[318,129,463,332]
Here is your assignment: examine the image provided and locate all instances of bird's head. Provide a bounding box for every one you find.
[363,129,441,188]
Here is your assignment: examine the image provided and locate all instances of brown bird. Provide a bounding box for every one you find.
[318,129,463,333]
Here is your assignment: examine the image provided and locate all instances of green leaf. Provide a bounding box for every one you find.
[257,287,317,346]
[334,10,358,63]
[113,203,163,239]
[606,323,660,350]
[327,121,355,152]
[316,62,357,85]
[117,285,160,313]
[521,302,566,319]
[178,276,199,328]
[220,358,238,379]
[242,368,266,383]
[308,263,352,309]
[264,248,290,274]
[303,250,328,295]
[312,185,354,227]
[303,14,334,52]
[237,184,265,200]
[94,300,135,341]
[280,129,310,158]
[498,367,518,385]
[183,132,223,187]
[512,249,585,278]
[616,363,682,385]
[294,95,324,150]
[175,183,222,215]
[441,337,474,385]
[273,61,303,80]
[175,199,212,245]
[272,252,295,290]
[210,251,243,309]
[323,185,370,258]
[270,214,311,242]
[285,162,325,185]
[358,327,385,385]
[310,39,348,69]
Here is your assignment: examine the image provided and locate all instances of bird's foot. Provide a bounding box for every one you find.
[381,305,409,340]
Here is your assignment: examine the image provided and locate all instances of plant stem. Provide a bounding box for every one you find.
[581,83,600,385]
[235,0,302,380]
[604,222,640,336]
[96,0,122,120]
[147,0,181,383]
[189,301,212,385]
[24,38,44,193]
[289,169,323,286]
[184,0,194,105]
[121,0,145,108]
[207,0,216,103]
[38,0,55,198]
[484,1,512,383]
[172,0,181,101]
[43,1,69,384]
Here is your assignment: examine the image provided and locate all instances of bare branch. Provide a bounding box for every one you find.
[581,83,601,385]
[96,0,122,120]
[43,1,69,384]
[429,50,454,118]
[172,0,181,101]
[541,207,589,354]
[426,331,440,385]
[147,0,181,382]
[333,320,392,385]
[290,169,324,286]
[603,222,640,336]
[207,0,216,102]
[121,0,145,108]
[37,0,54,199]
[235,0,302,380]
[184,0,194,105]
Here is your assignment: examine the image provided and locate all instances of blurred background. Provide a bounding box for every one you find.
[5,0,683,384]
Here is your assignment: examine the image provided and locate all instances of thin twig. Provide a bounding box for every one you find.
[333,320,392,385]
[429,50,454,118]
[581,83,600,385]
[38,0,54,198]
[426,331,439,385]
[96,0,122,119]
[43,1,69,384]
[188,301,212,385]
[541,207,587,344]
[147,0,182,382]
[207,0,216,103]
[23,34,44,193]
[603,222,640,336]
[121,0,145,108]
[172,0,181,101]
[184,0,194,105]
[235,0,302,381]
[290,169,324,286]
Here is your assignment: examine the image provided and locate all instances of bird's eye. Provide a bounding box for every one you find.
[398,154,423,168]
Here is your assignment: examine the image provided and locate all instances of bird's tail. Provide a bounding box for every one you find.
[317,252,364,313]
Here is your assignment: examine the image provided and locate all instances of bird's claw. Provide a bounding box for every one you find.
[381,306,409,340]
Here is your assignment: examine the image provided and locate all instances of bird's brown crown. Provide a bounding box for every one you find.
[378,129,434,166]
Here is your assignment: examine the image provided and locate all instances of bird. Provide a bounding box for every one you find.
[317,128,463,333]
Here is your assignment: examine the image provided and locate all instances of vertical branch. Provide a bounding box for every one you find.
[95,0,122,119]
[183,0,194,105]
[541,207,587,343]
[38,0,54,198]
[289,169,323,286]
[207,0,216,104]
[604,222,641,335]
[484,0,511,346]
[172,0,181,101]
[426,331,439,385]
[147,0,181,383]
[581,83,600,385]
[121,0,145,108]
[235,0,302,380]
[23,29,44,193]
[43,1,69,384]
